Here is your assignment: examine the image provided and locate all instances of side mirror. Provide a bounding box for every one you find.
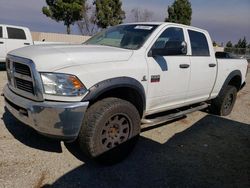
[149,41,187,57]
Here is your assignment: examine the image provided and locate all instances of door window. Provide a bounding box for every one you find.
[152,27,184,49]
[0,27,2,38]
[188,30,210,56]
[7,27,26,40]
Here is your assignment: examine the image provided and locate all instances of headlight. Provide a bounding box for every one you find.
[41,73,87,96]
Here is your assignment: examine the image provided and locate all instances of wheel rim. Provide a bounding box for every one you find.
[101,114,131,150]
[224,93,234,110]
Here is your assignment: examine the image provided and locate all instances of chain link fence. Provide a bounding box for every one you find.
[224,47,250,62]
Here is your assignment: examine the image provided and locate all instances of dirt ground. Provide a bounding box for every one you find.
[0,69,249,188]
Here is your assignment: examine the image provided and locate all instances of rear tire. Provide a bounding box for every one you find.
[78,97,141,164]
[210,85,237,116]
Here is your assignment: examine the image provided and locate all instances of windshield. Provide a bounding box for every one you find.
[84,24,158,50]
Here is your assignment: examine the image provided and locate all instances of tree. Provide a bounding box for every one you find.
[131,8,154,22]
[42,0,85,34]
[165,0,192,25]
[225,41,233,53]
[226,41,233,48]
[234,37,248,55]
[235,37,247,48]
[240,37,247,48]
[235,39,241,48]
[94,0,125,29]
[77,2,99,35]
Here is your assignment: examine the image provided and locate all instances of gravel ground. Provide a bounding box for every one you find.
[0,69,249,188]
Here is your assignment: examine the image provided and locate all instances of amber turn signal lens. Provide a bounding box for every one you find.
[68,76,84,89]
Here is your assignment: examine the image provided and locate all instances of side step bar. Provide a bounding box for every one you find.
[141,103,208,128]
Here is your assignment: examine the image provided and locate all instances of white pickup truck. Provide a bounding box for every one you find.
[0,24,33,64]
[3,22,248,162]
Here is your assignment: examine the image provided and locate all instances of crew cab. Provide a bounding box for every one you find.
[0,24,33,64]
[3,22,248,162]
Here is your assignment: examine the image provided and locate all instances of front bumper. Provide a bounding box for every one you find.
[3,85,89,140]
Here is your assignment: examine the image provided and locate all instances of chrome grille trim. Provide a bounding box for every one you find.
[15,77,34,94]
[6,55,44,101]
[14,62,32,76]
[14,72,33,82]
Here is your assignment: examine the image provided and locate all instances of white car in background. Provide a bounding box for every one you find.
[0,24,67,65]
[0,24,33,64]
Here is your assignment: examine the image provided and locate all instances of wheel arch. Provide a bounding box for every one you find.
[219,70,242,95]
[82,77,146,117]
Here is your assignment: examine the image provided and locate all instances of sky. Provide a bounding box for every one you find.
[0,0,250,45]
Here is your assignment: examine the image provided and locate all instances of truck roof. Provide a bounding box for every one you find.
[0,24,29,30]
[122,22,209,35]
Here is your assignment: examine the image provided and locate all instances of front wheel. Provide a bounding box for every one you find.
[78,98,141,164]
[210,85,237,116]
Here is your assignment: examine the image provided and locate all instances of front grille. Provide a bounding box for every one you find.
[15,77,34,94]
[14,62,31,76]
[6,56,43,101]
[12,62,34,94]
[6,59,36,98]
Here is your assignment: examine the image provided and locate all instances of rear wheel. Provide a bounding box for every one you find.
[210,85,237,116]
[78,97,141,164]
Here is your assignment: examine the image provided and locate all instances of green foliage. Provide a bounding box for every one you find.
[94,0,125,28]
[226,41,233,48]
[165,0,192,25]
[235,37,247,48]
[235,39,241,48]
[42,0,85,34]
[225,38,250,56]
[240,37,247,48]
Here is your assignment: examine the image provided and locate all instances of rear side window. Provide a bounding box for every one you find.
[188,30,210,56]
[0,27,2,38]
[7,27,26,40]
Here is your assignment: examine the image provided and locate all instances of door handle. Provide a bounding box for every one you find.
[179,64,190,69]
[24,43,30,45]
[209,63,216,67]
[0,41,4,44]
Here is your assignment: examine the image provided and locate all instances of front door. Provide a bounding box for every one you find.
[146,26,190,114]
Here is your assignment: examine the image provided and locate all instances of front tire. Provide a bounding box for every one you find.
[78,97,141,163]
[210,85,237,116]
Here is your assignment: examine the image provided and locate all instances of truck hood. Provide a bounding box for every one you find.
[9,44,133,71]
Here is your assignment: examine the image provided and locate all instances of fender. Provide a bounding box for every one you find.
[219,70,242,95]
[82,77,146,110]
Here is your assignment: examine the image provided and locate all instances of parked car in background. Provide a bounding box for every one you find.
[0,24,33,64]
[0,24,67,66]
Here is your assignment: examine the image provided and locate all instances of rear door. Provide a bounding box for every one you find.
[6,27,29,53]
[0,26,6,62]
[186,29,217,104]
